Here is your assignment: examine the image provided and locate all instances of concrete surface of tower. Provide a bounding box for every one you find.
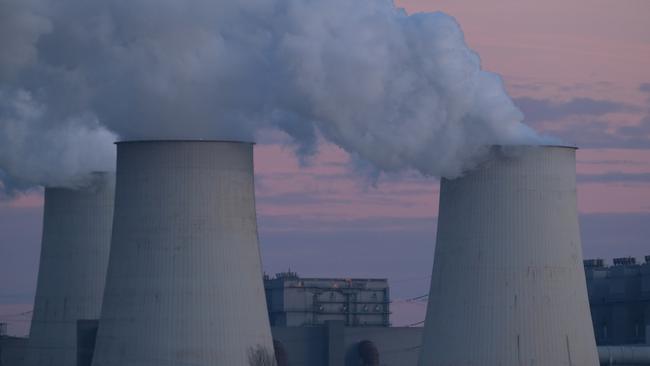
[25,173,115,366]
[419,146,599,366]
[91,140,274,366]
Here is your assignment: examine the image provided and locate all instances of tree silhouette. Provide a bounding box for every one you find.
[248,345,277,366]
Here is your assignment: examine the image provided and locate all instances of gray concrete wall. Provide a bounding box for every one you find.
[15,324,650,366]
[24,174,115,366]
[586,262,650,345]
[273,325,649,366]
[420,146,599,365]
[92,141,274,366]
[343,327,421,366]
[272,327,328,366]
[1,336,28,366]
[271,323,422,366]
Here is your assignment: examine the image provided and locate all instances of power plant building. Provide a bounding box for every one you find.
[4,262,650,365]
[419,146,600,365]
[264,272,390,327]
[91,140,274,366]
[585,257,650,346]
[24,173,115,366]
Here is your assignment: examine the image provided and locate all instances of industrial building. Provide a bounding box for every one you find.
[264,271,390,327]
[585,257,650,346]
[4,264,650,365]
[0,333,28,366]
[69,319,422,366]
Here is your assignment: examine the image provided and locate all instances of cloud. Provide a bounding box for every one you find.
[618,115,650,136]
[556,119,650,149]
[514,96,650,148]
[515,97,638,125]
[640,83,650,93]
[578,172,650,183]
[0,89,117,194]
[0,0,51,80]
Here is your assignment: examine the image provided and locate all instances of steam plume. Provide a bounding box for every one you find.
[0,0,553,193]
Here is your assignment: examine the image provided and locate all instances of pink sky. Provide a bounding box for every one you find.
[256,0,650,325]
[251,0,650,219]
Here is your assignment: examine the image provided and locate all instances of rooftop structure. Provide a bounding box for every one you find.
[264,272,390,327]
[584,257,650,346]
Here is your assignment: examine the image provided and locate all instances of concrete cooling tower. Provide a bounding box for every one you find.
[419,146,599,366]
[91,140,274,366]
[25,173,115,366]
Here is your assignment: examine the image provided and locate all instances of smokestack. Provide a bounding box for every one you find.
[419,146,598,365]
[91,140,274,365]
[25,173,115,366]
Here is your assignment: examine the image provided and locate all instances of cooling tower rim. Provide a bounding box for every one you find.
[43,171,114,190]
[115,139,255,145]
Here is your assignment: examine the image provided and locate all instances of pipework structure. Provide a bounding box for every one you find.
[419,146,599,366]
[264,272,390,327]
[91,140,274,366]
[25,173,115,366]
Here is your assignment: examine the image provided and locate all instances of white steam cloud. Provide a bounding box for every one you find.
[0,0,553,193]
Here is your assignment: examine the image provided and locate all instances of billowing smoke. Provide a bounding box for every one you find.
[0,89,116,194]
[0,0,553,194]
[0,0,117,194]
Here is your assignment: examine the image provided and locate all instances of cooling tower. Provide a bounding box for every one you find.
[91,140,274,366]
[419,146,599,366]
[25,173,115,366]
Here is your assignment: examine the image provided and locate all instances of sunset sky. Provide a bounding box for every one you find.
[1,0,649,334]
